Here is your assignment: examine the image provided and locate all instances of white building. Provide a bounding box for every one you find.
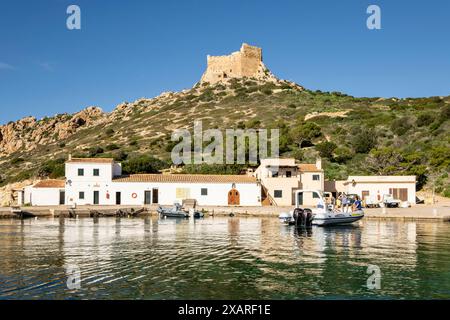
[22,180,66,206]
[253,158,324,206]
[18,157,417,208]
[63,158,261,207]
[325,175,417,205]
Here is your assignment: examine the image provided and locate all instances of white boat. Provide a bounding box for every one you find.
[279,190,364,227]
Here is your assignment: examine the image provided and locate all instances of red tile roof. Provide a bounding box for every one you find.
[66,158,114,164]
[34,180,66,188]
[113,174,257,184]
[298,164,322,172]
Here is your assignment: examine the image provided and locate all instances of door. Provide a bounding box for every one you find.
[144,191,151,205]
[152,188,158,204]
[361,190,370,201]
[93,191,99,205]
[297,192,303,206]
[399,188,408,201]
[228,189,240,205]
[59,191,65,205]
[116,192,121,205]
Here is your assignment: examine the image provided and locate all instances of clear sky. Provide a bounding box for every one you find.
[0,0,449,124]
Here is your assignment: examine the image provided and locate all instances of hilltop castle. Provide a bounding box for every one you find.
[200,43,277,84]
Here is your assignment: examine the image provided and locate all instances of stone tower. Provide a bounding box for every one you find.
[200,43,276,84]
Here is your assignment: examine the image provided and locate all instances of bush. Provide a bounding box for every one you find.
[37,159,65,179]
[10,158,25,165]
[441,104,450,120]
[315,141,337,159]
[122,155,169,174]
[351,128,377,154]
[182,164,245,175]
[105,144,120,151]
[391,117,412,136]
[87,146,104,157]
[416,113,435,127]
[105,128,115,136]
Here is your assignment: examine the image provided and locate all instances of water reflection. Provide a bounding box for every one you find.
[0,217,449,299]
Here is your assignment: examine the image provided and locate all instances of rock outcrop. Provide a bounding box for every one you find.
[0,107,106,156]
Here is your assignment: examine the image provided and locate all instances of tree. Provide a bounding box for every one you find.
[366,147,404,175]
[290,121,322,148]
[351,128,377,154]
[315,141,337,159]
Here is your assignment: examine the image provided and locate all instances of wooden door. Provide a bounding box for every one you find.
[361,190,370,200]
[152,188,159,204]
[399,188,408,201]
[228,189,240,205]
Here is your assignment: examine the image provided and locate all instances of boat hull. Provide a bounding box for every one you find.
[312,213,364,226]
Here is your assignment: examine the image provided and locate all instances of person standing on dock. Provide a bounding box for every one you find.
[342,193,349,213]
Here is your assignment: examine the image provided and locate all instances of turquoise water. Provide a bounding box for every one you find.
[0,217,449,299]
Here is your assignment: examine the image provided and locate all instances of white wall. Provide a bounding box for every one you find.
[348,182,416,204]
[66,162,114,184]
[29,188,63,206]
[66,181,262,206]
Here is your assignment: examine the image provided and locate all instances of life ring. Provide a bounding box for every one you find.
[132,193,137,199]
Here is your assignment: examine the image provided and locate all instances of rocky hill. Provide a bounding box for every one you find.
[1,44,449,205]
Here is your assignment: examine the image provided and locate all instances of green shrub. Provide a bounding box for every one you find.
[416,113,435,127]
[122,155,169,174]
[105,144,120,151]
[315,141,337,159]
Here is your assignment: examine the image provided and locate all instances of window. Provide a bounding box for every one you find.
[286,171,292,178]
[274,190,283,198]
[93,169,100,176]
[79,192,85,200]
[78,168,84,176]
[313,174,320,181]
[313,192,320,199]
[272,172,278,178]
[201,188,208,196]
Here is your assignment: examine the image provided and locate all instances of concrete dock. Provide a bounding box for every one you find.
[0,203,449,221]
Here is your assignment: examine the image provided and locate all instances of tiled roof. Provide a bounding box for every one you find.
[66,158,114,164]
[113,174,257,184]
[34,180,66,188]
[298,164,322,172]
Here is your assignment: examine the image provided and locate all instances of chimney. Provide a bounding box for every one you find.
[316,157,322,170]
[68,153,72,161]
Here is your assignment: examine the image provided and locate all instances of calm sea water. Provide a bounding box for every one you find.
[0,216,449,300]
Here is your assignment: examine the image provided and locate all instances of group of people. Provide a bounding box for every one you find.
[322,192,363,212]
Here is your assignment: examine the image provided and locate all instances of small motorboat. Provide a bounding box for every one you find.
[189,208,204,218]
[11,208,36,219]
[157,203,189,218]
[279,190,364,227]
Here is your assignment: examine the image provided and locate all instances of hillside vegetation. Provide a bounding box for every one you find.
[1,77,449,196]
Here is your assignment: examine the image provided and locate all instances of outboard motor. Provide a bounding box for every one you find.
[293,208,305,227]
[304,209,313,227]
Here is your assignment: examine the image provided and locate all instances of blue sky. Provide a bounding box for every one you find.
[0,0,449,124]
